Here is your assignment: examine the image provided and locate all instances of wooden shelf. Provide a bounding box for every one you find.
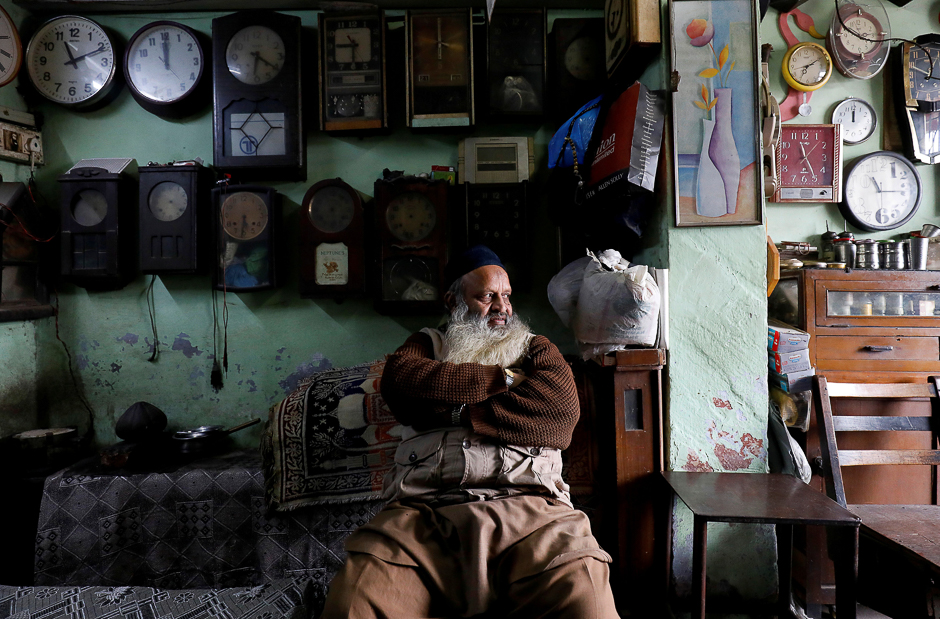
[14,0,604,13]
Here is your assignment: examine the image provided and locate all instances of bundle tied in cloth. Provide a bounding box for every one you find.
[549,250,660,360]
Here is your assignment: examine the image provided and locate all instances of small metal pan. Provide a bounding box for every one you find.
[172,418,261,453]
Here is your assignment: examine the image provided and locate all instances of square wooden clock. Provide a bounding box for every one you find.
[772,123,842,203]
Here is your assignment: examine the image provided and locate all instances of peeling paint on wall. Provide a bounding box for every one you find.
[171,333,203,358]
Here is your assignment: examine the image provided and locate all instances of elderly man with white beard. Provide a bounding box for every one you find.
[320,245,620,619]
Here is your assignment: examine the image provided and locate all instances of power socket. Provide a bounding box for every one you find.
[0,106,42,167]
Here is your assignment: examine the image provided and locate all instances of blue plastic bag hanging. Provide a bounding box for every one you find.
[548,96,603,169]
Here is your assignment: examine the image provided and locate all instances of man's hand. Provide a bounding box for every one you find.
[506,368,527,389]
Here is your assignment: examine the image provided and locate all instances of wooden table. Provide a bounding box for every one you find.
[661,471,860,619]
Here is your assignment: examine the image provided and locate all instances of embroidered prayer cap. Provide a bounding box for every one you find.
[444,245,506,290]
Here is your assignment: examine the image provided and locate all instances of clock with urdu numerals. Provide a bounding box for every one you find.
[772,123,842,203]
[550,18,605,121]
[299,178,368,298]
[0,5,22,88]
[406,9,474,128]
[840,151,922,232]
[486,9,546,118]
[318,12,387,132]
[58,160,136,289]
[213,184,279,291]
[123,21,207,117]
[138,162,212,274]
[826,0,890,80]
[212,11,305,181]
[26,15,118,109]
[374,176,448,314]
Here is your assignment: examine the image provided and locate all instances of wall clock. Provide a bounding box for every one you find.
[462,182,527,280]
[0,5,22,88]
[58,159,135,288]
[373,176,448,314]
[830,97,876,144]
[139,162,211,274]
[486,9,546,118]
[605,0,629,78]
[898,34,940,164]
[840,151,922,232]
[772,123,842,203]
[213,184,278,291]
[212,11,304,181]
[550,18,604,121]
[826,0,890,79]
[318,11,387,132]
[782,41,833,92]
[123,21,207,117]
[299,178,368,298]
[25,15,118,109]
[406,9,474,128]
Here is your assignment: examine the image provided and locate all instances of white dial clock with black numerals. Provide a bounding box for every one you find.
[124,21,206,117]
[26,16,117,109]
[840,151,922,232]
[830,97,876,145]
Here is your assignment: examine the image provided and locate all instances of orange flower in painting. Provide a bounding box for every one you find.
[686,19,714,47]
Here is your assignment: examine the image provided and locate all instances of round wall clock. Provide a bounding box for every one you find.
[830,97,877,144]
[26,16,117,108]
[827,0,890,79]
[385,192,437,242]
[124,21,205,116]
[225,25,284,85]
[0,5,23,88]
[840,151,922,232]
[782,42,833,92]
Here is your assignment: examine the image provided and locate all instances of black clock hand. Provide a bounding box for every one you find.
[162,38,170,71]
[870,176,881,192]
[65,43,107,68]
[253,51,278,70]
[798,59,819,77]
[64,41,77,68]
[346,34,359,62]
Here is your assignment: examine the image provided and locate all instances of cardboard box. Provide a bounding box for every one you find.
[769,367,815,393]
[769,348,811,374]
[768,319,810,353]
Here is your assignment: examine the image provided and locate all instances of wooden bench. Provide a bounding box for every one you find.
[813,375,940,619]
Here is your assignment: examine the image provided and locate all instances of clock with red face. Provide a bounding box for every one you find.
[772,123,843,203]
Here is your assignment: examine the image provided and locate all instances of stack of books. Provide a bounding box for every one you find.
[768,319,814,430]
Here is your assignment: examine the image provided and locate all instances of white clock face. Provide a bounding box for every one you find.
[126,22,203,103]
[843,153,921,230]
[221,191,268,240]
[333,27,372,64]
[0,5,22,88]
[72,189,108,226]
[226,25,284,85]
[787,44,831,88]
[839,15,878,56]
[831,98,876,145]
[26,16,116,106]
[309,186,354,233]
[148,181,188,222]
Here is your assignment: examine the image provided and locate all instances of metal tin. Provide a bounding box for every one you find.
[855,239,880,269]
[922,223,940,238]
[879,241,906,270]
[833,239,856,267]
[820,230,839,262]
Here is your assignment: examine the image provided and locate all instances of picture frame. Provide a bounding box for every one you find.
[671,0,763,226]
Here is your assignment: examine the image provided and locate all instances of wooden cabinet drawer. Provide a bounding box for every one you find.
[816,335,940,372]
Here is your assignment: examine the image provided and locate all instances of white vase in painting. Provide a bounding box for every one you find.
[695,118,726,217]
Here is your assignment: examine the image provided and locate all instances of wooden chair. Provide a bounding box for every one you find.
[813,375,940,619]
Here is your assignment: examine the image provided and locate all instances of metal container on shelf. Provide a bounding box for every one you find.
[820,230,839,262]
[833,239,856,267]
[855,239,880,269]
[880,241,906,270]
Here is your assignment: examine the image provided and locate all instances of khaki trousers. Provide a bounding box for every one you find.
[320,551,620,619]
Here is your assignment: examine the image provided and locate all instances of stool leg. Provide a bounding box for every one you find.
[692,515,707,619]
[831,525,858,619]
[777,524,793,617]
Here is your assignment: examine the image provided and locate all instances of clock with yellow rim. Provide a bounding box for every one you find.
[782,41,833,92]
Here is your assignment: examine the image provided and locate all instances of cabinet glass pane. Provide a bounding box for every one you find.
[827,290,940,317]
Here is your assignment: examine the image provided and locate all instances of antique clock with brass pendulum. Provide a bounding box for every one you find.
[211,11,304,180]
[486,8,546,119]
[373,176,448,314]
[212,184,279,291]
[318,11,387,132]
[406,9,474,128]
[299,178,368,298]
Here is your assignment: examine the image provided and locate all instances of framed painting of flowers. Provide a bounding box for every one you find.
[670,0,763,226]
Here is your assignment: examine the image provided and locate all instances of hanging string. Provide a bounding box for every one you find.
[146,274,159,362]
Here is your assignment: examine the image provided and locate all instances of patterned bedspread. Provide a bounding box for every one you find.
[33,450,383,615]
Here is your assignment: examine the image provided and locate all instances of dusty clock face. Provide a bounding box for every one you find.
[0,5,22,88]
[385,191,437,242]
[148,181,188,222]
[564,36,602,81]
[26,16,116,107]
[411,13,469,87]
[308,185,354,233]
[125,21,203,104]
[841,151,922,231]
[226,25,284,85]
[72,189,108,226]
[221,191,268,239]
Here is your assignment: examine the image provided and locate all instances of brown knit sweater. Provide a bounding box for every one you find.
[380,331,580,450]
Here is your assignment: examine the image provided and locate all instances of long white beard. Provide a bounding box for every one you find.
[442,303,533,368]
